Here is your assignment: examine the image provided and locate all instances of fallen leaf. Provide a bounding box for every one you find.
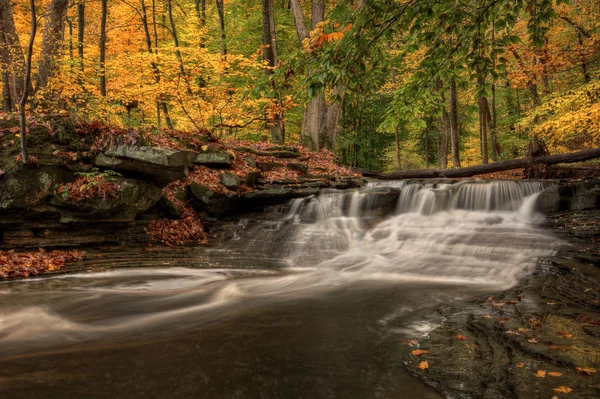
[456,334,467,340]
[552,386,572,394]
[516,362,525,368]
[506,300,518,305]
[576,367,596,375]
[548,372,563,377]
[558,330,573,339]
[417,361,429,370]
[402,339,419,346]
[550,345,570,351]
[528,338,539,344]
[518,327,529,333]
[534,370,546,378]
[483,315,493,319]
[505,330,521,336]
[411,349,429,356]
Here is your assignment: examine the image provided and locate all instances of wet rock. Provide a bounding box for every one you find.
[358,187,401,216]
[329,181,349,190]
[569,194,597,211]
[220,172,240,191]
[193,151,232,168]
[95,145,196,185]
[536,186,560,213]
[286,162,308,174]
[346,178,368,188]
[49,178,161,223]
[189,182,237,215]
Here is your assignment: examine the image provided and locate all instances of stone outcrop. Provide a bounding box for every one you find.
[95,145,197,185]
[193,151,233,168]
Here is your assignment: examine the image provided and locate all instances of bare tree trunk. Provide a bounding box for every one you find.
[436,79,448,168]
[140,0,173,128]
[77,0,85,71]
[99,0,107,96]
[261,0,284,143]
[394,126,401,170]
[0,0,26,111]
[19,0,37,165]
[215,0,227,59]
[36,0,69,92]
[449,79,460,167]
[510,48,540,107]
[194,0,207,47]
[577,32,590,83]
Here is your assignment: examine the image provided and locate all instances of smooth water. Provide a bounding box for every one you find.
[0,180,558,398]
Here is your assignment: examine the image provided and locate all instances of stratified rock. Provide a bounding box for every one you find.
[220,172,240,191]
[242,187,293,201]
[535,186,560,213]
[355,187,401,216]
[286,162,309,174]
[189,182,237,214]
[95,145,197,185]
[193,151,232,168]
[329,181,350,190]
[256,161,277,172]
[50,178,161,223]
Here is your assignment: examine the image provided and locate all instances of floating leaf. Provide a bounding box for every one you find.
[552,386,572,393]
[576,367,596,375]
[411,349,429,356]
[548,372,562,377]
[516,362,525,368]
[456,334,467,340]
[417,361,429,370]
[528,338,539,343]
[534,370,546,378]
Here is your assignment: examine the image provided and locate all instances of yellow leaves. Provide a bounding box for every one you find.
[576,367,596,375]
[552,386,572,394]
[417,361,429,370]
[411,349,429,356]
[534,370,546,378]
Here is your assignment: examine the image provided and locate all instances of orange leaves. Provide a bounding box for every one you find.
[57,175,121,202]
[417,361,429,370]
[411,349,429,356]
[557,330,573,339]
[534,370,546,378]
[516,362,525,368]
[0,249,85,279]
[547,372,563,377]
[147,208,208,246]
[456,334,467,340]
[552,386,573,394]
[576,367,596,376]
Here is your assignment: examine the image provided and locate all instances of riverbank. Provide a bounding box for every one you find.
[384,208,600,399]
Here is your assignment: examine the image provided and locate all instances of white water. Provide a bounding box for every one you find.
[0,180,558,352]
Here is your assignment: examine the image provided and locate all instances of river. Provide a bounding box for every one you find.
[0,180,558,398]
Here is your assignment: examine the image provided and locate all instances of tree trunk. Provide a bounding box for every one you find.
[477,69,489,165]
[360,147,600,179]
[19,0,37,165]
[289,0,309,42]
[77,0,85,71]
[0,0,26,111]
[577,32,590,83]
[99,0,107,96]
[424,121,430,169]
[449,79,460,167]
[215,0,227,59]
[437,78,448,169]
[261,0,284,144]
[510,48,540,106]
[394,126,401,170]
[140,0,173,128]
[36,0,69,92]
[194,0,207,47]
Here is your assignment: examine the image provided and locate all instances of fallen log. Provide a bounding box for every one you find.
[360,147,600,180]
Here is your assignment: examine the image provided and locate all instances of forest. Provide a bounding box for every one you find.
[0,0,599,172]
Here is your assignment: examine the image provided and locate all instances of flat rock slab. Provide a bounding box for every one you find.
[96,145,197,185]
[193,152,233,168]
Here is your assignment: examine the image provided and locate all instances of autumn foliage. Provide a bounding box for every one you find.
[0,249,85,279]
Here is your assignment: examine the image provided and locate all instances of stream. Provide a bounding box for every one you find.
[0,180,559,398]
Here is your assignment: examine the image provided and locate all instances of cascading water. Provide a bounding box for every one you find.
[0,180,560,398]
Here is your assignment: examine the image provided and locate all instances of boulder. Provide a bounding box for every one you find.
[95,145,197,185]
[244,170,261,188]
[160,186,188,218]
[189,182,238,214]
[49,178,162,223]
[193,151,232,168]
[244,156,257,168]
[256,161,278,172]
[220,172,240,191]
[0,166,74,222]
